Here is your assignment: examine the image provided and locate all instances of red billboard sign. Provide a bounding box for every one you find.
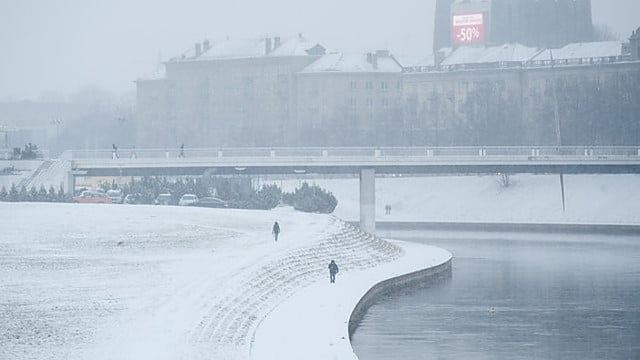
[452,13,485,45]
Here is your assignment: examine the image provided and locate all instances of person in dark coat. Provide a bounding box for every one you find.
[272,221,280,242]
[328,260,339,283]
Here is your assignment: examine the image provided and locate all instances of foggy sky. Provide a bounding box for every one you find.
[0,0,638,101]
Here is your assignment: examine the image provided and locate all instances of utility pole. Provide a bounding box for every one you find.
[550,50,562,147]
[551,50,566,212]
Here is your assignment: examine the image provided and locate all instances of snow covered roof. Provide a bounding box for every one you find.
[170,35,326,62]
[267,37,326,57]
[532,41,623,61]
[299,52,403,74]
[197,38,265,60]
[394,53,435,67]
[440,43,541,66]
[137,63,166,81]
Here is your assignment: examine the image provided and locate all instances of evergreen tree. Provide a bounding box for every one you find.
[38,185,48,202]
[48,185,57,201]
[57,184,67,202]
[18,185,29,202]
[287,182,337,213]
[8,184,18,202]
[0,185,7,201]
[29,186,38,201]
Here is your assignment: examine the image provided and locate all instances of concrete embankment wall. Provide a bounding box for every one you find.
[371,221,640,236]
[348,257,452,340]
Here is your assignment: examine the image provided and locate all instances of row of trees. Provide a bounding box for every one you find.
[99,176,338,213]
[0,184,69,202]
[0,177,339,214]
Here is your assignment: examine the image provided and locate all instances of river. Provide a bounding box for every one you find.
[350,227,640,360]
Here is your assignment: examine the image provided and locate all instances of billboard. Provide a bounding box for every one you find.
[452,13,485,45]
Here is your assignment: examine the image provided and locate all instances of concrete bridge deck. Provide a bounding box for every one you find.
[63,146,640,234]
[68,146,640,176]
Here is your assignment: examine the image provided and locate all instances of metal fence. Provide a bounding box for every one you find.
[67,146,640,161]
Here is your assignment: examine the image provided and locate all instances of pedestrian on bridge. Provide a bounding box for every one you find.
[272,221,280,242]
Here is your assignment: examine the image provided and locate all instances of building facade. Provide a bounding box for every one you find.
[135,36,325,148]
[136,35,640,148]
[404,43,640,146]
[434,0,593,51]
[295,51,404,146]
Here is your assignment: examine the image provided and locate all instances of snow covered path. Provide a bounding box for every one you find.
[1,203,447,360]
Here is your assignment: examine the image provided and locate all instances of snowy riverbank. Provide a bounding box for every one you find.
[0,203,450,360]
[274,174,640,225]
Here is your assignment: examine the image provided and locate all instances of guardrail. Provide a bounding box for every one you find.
[66,146,640,161]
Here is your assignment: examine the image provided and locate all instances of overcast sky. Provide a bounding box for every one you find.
[0,0,638,101]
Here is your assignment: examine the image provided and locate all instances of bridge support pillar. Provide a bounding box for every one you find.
[359,168,375,234]
[66,171,75,196]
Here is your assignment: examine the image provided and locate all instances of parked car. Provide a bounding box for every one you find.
[124,193,144,204]
[73,191,112,204]
[178,194,199,206]
[189,197,229,208]
[106,189,123,204]
[154,193,174,205]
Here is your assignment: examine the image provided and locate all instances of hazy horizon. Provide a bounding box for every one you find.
[0,0,638,101]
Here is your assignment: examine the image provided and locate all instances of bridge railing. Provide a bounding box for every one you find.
[68,146,640,161]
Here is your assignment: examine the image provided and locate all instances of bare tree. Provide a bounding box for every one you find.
[499,173,511,188]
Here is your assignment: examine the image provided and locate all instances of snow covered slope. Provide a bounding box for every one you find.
[1,203,447,360]
[276,174,640,225]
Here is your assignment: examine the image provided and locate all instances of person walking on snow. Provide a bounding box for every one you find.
[328,260,339,283]
[272,221,280,242]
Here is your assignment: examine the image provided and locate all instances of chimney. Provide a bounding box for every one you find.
[203,39,210,52]
[195,42,202,57]
[366,52,378,70]
[274,36,281,49]
[265,37,272,55]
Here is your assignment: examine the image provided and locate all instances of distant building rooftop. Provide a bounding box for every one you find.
[168,35,325,62]
[533,41,623,62]
[299,51,402,74]
[440,43,542,66]
[137,64,166,81]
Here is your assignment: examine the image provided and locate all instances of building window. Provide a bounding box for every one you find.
[365,81,373,90]
[382,98,389,108]
[366,98,373,108]
[350,98,357,108]
[397,80,403,90]
[381,81,388,90]
[350,80,357,90]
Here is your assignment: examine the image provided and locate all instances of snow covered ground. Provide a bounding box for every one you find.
[272,174,640,225]
[1,203,449,360]
[3,170,637,359]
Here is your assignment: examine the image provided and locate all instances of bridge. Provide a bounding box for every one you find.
[65,146,640,233]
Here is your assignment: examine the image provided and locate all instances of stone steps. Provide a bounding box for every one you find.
[189,218,402,357]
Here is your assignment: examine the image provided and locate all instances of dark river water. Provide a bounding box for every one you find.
[350,229,640,360]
